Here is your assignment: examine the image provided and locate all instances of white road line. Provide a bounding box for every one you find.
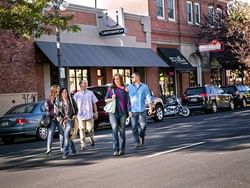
[145,142,205,158]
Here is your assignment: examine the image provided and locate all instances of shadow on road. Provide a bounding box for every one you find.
[0,109,250,171]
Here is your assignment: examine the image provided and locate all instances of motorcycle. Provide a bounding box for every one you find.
[163,96,190,117]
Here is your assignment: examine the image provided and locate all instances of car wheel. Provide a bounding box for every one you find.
[229,100,235,111]
[152,104,164,122]
[242,98,247,108]
[212,101,217,113]
[36,126,48,140]
[1,136,15,144]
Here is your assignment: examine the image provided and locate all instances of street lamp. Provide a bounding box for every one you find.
[45,0,69,88]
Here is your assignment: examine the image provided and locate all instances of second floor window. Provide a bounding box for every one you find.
[208,6,214,26]
[194,3,200,25]
[157,0,164,18]
[168,0,175,21]
[186,1,193,24]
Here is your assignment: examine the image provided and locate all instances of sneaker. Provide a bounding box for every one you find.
[60,148,64,153]
[70,152,76,156]
[45,150,51,156]
[119,151,125,156]
[62,155,68,159]
[113,151,119,156]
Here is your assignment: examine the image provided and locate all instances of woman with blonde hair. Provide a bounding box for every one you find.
[45,85,64,155]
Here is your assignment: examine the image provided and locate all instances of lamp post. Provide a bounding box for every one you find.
[46,0,69,88]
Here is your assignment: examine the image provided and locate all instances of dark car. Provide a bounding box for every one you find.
[182,85,235,113]
[87,85,164,129]
[221,84,250,108]
[0,101,48,144]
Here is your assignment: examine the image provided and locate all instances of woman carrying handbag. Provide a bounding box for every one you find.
[56,88,78,159]
[105,73,131,156]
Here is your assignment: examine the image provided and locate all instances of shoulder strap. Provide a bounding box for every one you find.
[69,96,76,115]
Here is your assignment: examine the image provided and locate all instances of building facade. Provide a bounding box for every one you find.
[0,4,167,115]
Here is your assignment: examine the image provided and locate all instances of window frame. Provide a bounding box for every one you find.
[168,0,176,21]
[157,0,165,19]
[186,1,193,24]
[69,68,88,93]
[112,68,132,84]
[208,6,214,26]
[194,3,201,25]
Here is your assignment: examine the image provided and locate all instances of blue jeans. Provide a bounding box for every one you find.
[131,111,147,144]
[109,113,127,153]
[63,119,76,156]
[47,119,64,151]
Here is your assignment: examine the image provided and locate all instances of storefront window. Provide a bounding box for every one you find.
[211,68,222,87]
[69,68,88,93]
[97,69,104,86]
[228,69,244,85]
[190,69,197,87]
[112,68,131,84]
[159,69,175,102]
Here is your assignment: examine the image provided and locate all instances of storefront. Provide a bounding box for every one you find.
[157,48,196,98]
[36,41,168,94]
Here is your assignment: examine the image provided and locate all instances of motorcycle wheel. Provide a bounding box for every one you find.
[180,106,190,117]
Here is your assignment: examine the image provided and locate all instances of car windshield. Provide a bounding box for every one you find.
[5,103,36,115]
[88,87,107,100]
[186,87,205,96]
[236,85,248,92]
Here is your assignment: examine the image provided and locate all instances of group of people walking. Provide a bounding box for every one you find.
[45,72,152,158]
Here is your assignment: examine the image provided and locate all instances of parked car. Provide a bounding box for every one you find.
[221,84,250,108]
[182,85,235,113]
[87,85,164,129]
[0,101,48,144]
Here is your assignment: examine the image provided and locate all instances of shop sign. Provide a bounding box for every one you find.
[199,40,224,52]
[99,28,125,36]
[169,56,188,64]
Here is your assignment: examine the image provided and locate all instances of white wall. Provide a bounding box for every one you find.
[0,92,38,116]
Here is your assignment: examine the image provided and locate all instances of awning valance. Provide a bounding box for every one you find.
[157,48,194,70]
[35,41,169,68]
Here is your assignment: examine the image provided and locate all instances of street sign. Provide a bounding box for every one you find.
[199,40,224,52]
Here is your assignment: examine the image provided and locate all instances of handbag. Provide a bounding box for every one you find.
[104,89,116,113]
[40,113,51,128]
[70,116,79,140]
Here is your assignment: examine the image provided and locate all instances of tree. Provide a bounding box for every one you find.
[198,0,250,68]
[0,0,80,39]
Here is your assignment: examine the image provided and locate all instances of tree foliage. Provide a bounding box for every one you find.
[198,0,250,67]
[0,0,81,39]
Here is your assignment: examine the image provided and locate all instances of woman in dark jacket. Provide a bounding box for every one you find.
[56,88,78,159]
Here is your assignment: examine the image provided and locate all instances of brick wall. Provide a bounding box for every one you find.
[125,15,146,43]
[145,67,160,96]
[65,11,97,25]
[0,31,41,95]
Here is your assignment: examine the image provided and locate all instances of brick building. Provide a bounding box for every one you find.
[0,4,167,115]
[97,0,229,97]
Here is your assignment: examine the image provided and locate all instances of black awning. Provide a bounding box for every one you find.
[35,41,168,68]
[157,48,194,70]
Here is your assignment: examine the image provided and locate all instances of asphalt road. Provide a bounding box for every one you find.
[1,109,250,188]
